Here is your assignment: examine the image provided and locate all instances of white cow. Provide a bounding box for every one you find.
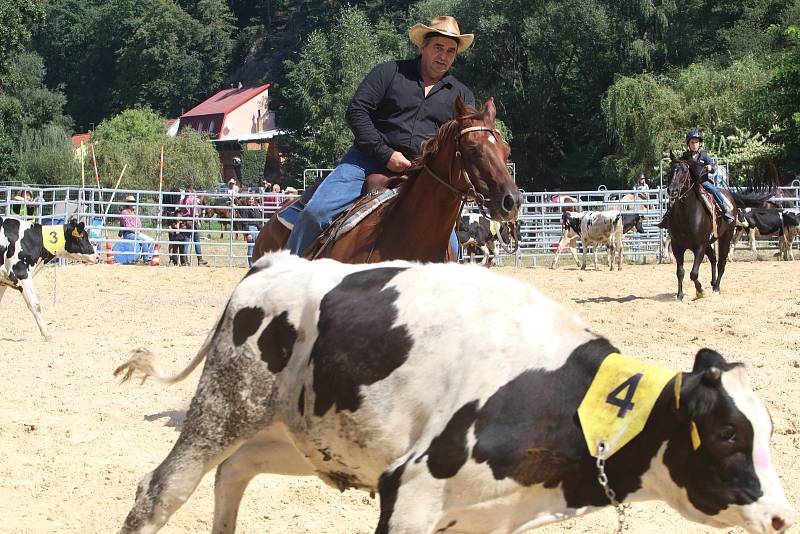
[116,252,794,534]
[550,210,624,270]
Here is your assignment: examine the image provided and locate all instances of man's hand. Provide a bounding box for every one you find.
[705,164,713,172]
[387,151,412,173]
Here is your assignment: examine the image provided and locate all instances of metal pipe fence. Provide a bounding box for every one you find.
[1,183,798,268]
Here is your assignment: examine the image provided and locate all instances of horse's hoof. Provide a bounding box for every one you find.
[693,291,706,300]
[676,294,684,301]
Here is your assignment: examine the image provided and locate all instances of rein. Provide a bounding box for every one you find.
[423,125,501,212]
[668,161,695,205]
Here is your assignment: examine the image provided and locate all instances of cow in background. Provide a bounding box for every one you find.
[550,210,626,270]
[456,213,519,267]
[1,217,98,339]
[731,208,800,261]
[115,252,794,534]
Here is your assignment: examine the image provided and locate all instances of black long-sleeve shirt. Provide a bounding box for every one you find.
[345,57,475,166]
[681,149,716,182]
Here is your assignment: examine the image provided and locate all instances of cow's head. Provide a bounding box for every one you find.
[62,219,99,263]
[659,349,793,533]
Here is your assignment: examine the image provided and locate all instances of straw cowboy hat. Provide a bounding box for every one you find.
[123,194,136,203]
[408,16,474,53]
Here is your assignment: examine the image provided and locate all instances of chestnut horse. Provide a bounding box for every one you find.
[252,96,522,263]
[665,153,774,300]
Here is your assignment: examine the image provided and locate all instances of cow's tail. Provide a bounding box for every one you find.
[114,309,222,385]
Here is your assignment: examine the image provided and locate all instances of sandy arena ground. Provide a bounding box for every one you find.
[0,258,798,534]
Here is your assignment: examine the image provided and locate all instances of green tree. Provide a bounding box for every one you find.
[0,0,43,85]
[18,124,76,185]
[115,0,233,117]
[767,23,800,171]
[279,7,394,180]
[162,129,221,190]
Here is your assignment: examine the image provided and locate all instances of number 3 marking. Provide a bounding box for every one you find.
[49,231,58,244]
[606,373,643,418]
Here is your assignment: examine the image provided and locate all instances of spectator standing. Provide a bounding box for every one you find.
[180,186,208,265]
[265,183,282,208]
[119,195,155,263]
[236,194,263,266]
[167,208,189,266]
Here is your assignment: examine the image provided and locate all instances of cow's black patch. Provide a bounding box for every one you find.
[232,306,264,346]
[2,218,20,259]
[257,310,297,372]
[375,457,410,534]
[310,267,412,416]
[471,337,656,507]
[424,400,479,479]
[297,386,305,416]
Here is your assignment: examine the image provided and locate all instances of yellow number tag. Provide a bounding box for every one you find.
[489,220,499,236]
[578,353,678,458]
[41,225,66,255]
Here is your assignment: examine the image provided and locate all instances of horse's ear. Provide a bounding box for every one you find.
[482,97,497,125]
[453,95,467,119]
[669,150,677,162]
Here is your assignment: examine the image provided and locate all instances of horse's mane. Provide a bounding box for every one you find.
[407,104,482,174]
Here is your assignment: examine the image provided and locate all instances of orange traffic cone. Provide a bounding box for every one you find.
[150,244,160,266]
[105,240,116,265]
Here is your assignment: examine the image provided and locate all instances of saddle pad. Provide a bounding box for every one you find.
[305,188,400,259]
[336,188,399,235]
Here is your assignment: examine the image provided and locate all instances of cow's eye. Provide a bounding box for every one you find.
[718,426,737,443]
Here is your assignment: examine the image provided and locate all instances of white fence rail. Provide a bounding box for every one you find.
[1,184,798,268]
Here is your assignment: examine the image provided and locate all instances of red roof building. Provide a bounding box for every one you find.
[178,84,274,140]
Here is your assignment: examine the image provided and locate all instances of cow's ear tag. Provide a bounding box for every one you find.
[71,229,81,238]
[41,225,66,255]
[578,353,678,458]
[489,220,499,236]
[690,420,702,450]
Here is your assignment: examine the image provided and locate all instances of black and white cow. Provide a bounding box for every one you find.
[731,208,800,261]
[456,213,519,267]
[0,217,99,339]
[116,252,794,534]
[550,210,626,270]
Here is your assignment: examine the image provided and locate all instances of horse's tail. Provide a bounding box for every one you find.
[728,187,777,208]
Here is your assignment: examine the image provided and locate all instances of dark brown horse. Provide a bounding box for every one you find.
[253,96,522,263]
[665,153,774,300]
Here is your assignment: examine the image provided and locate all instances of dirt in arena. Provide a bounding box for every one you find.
[0,259,798,533]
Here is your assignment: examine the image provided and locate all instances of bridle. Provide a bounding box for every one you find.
[423,124,504,210]
[668,160,694,204]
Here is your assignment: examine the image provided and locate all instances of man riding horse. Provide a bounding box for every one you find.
[682,130,735,222]
[283,16,476,256]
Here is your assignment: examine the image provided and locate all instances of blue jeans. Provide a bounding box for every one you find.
[182,223,202,258]
[246,224,259,266]
[286,147,383,255]
[701,181,730,214]
[121,230,154,262]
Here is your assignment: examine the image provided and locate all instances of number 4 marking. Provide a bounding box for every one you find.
[606,373,643,418]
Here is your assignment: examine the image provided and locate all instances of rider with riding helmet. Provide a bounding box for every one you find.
[283,16,476,256]
[682,130,734,222]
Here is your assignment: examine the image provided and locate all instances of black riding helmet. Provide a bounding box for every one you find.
[637,172,646,180]
[685,130,704,144]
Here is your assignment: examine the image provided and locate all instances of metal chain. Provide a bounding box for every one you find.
[596,441,629,534]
